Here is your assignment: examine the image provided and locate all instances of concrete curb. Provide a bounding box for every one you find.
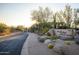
[21,33,30,55]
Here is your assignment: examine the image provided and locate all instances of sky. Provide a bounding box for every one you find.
[0,3,79,28]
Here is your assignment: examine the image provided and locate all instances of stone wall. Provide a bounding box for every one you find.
[48,29,75,39]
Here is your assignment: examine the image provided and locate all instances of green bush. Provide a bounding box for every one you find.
[46,35,59,40]
[42,27,49,34]
[48,44,54,49]
[64,41,71,45]
[16,25,25,31]
[0,23,7,33]
[0,23,11,35]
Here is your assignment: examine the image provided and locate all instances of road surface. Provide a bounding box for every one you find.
[0,32,28,55]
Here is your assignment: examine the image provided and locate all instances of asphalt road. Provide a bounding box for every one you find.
[0,32,28,55]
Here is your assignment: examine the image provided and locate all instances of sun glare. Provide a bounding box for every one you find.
[24,19,37,28]
[11,19,37,28]
[0,17,37,28]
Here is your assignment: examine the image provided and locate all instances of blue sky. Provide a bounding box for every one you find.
[0,3,79,27]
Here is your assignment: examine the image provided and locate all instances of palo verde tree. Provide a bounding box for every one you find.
[63,4,72,28]
[31,7,53,34]
[54,4,72,29]
[31,7,53,23]
[73,9,79,29]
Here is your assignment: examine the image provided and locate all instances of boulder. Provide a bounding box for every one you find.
[74,34,79,44]
[47,29,54,36]
[53,39,64,54]
[44,39,52,44]
[38,35,48,43]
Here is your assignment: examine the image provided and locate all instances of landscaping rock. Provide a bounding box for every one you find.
[74,34,79,44]
[62,44,79,55]
[38,35,48,43]
[64,41,74,45]
[53,39,64,54]
[47,29,54,36]
[44,39,52,44]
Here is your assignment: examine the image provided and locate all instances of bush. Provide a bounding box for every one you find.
[58,26,69,29]
[0,23,7,33]
[46,35,59,40]
[64,41,71,45]
[42,27,49,34]
[10,26,16,32]
[46,32,51,36]
[16,25,25,31]
[64,41,74,45]
[48,44,54,49]
[75,41,79,45]
[38,36,46,43]
[51,36,59,40]
[0,23,11,35]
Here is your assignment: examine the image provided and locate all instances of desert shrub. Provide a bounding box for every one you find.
[0,23,11,35]
[16,25,25,31]
[42,27,49,34]
[4,28,11,34]
[46,35,59,40]
[58,25,69,29]
[64,41,71,45]
[48,44,54,49]
[10,26,16,32]
[65,42,71,45]
[75,41,79,45]
[0,23,7,33]
[46,32,51,36]
[66,42,71,45]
